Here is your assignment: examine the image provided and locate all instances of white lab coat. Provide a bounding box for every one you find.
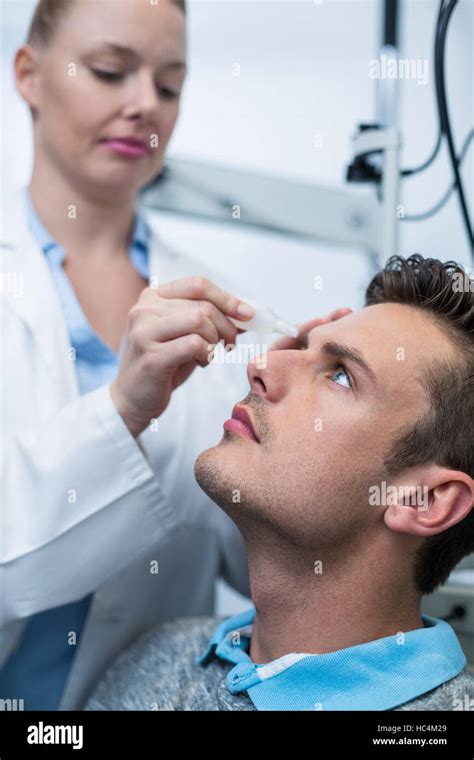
[0,185,251,709]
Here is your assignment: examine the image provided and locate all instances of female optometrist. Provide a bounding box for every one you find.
[0,0,350,710]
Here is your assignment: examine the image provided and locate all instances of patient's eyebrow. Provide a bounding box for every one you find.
[300,333,377,386]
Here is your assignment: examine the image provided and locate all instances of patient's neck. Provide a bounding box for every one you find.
[243,529,424,664]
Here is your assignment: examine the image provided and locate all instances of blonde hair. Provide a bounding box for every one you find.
[27,0,186,49]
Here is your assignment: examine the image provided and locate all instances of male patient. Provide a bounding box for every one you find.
[85,254,474,711]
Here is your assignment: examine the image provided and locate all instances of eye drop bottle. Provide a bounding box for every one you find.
[229,296,299,337]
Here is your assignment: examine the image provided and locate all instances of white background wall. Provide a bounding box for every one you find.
[1,0,472,613]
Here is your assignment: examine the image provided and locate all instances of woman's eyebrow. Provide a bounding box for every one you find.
[88,42,186,70]
[88,42,139,59]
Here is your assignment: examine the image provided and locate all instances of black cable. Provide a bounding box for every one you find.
[435,0,473,252]
[403,128,473,221]
[396,0,473,255]
[401,0,446,177]
[401,132,442,177]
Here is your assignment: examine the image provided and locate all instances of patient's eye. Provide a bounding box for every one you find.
[330,365,352,390]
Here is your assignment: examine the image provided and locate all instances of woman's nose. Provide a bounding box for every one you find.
[126,71,162,119]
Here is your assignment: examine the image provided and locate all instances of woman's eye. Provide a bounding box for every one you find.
[91,69,178,98]
[158,87,178,99]
[92,69,124,82]
[330,366,352,389]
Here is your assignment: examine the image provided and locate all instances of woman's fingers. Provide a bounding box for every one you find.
[155,276,254,322]
[111,279,256,437]
[268,307,352,352]
[127,310,220,354]
[139,283,250,347]
[159,333,216,372]
[296,307,353,338]
[326,307,353,321]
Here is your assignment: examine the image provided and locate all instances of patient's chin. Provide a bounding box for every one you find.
[194,447,237,511]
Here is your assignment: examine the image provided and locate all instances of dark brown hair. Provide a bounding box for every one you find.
[27,0,186,49]
[365,254,473,595]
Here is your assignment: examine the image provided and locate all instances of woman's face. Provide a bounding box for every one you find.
[19,0,187,200]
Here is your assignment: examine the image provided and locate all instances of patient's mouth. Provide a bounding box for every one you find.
[223,405,260,443]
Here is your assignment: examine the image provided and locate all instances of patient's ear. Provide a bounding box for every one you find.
[383,465,473,537]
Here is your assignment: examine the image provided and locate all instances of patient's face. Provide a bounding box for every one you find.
[194,302,455,548]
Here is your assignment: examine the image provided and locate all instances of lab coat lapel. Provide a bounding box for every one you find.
[1,186,78,401]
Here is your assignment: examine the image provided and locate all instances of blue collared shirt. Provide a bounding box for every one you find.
[197,607,466,710]
[23,188,150,390]
[0,189,151,710]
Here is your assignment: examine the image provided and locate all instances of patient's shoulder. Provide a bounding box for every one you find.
[84,616,226,711]
[395,668,474,711]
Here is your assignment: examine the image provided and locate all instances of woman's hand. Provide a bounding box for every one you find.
[267,307,353,352]
[110,277,252,437]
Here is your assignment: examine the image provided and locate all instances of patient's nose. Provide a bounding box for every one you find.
[246,348,298,403]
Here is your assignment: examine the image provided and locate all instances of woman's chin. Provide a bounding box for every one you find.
[84,169,147,199]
